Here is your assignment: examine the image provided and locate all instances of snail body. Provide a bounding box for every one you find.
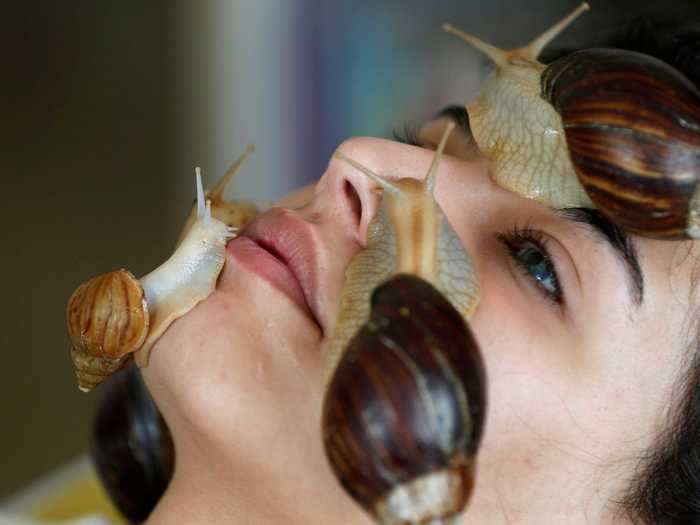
[322,275,486,524]
[445,2,700,239]
[66,147,260,391]
[134,186,233,367]
[323,122,481,381]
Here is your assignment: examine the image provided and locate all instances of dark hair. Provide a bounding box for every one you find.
[91,19,700,525]
[621,342,700,523]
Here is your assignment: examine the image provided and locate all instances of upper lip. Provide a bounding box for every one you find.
[239,208,323,333]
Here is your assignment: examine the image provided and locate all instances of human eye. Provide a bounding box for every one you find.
[497,224,564,307]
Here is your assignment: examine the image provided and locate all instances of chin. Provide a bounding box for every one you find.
[142,268,324,448]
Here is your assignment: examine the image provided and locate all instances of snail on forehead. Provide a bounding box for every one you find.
[444,2,700,239]
[66,146,261,391]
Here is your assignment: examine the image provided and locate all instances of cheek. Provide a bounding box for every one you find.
[467,272,609,475]
[142,269,323,452]
[468,285,663,490]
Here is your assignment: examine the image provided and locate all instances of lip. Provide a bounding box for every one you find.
[225,208,322,332]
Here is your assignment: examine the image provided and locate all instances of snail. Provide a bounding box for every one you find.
[322,121,481,382]
[444,2,700,239]
[321,124,486,523]
[322,275,486,524]
[66,147,260,391]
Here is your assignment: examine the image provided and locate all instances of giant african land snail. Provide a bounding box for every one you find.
[322,124,487,524]
[445,2,700,239]
[66,147,260,391]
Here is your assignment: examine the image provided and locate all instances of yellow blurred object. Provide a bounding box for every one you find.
[2,456,124,525]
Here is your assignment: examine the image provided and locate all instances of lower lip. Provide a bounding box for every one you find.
[226,236,310,315]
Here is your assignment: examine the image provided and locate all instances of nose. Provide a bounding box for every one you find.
[323,136,443,246]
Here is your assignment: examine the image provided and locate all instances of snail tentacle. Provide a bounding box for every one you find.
[209,144,255,201]
[524,2,589,60]
[177,146,259,244]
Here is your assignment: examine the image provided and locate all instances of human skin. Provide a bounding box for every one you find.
[141,116,699,524]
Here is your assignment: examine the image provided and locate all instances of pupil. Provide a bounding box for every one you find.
[521,246,544,267]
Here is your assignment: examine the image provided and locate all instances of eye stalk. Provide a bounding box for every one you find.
[445,2,700,240]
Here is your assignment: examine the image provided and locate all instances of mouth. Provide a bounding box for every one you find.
[225,208,323,333]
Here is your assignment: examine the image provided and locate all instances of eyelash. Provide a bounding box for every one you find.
[496,224,564,307]
[392,125,422,147]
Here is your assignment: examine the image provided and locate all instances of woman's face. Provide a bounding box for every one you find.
[142,113,698,523]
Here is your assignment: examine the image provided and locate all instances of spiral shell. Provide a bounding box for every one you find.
[66,269,149,391]
[542,48,700,239]
[322,275,486,524]
[91,366,174,522]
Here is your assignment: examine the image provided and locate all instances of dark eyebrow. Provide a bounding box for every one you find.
[555,207,644,305]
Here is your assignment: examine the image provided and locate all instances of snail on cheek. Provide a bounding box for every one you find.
[66,147,261,392]
[445,1,700,239]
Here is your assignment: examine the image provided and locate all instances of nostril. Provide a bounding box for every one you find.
[344,179,362,228]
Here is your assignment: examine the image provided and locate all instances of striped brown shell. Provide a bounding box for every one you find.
[66,269,149,391]
[542,48,700,239]
[322,275,486,525]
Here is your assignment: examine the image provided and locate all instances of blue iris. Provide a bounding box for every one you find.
[514,243,560,298]
[499,228,563,305]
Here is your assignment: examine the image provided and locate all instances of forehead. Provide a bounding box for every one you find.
[645,237,700,302]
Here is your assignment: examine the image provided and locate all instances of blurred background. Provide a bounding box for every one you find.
[2,0,699,514]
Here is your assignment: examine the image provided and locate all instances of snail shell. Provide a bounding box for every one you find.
[322,274,487,525]
[66,269,148,391]
[91,366,174,522]
[542,48,700,239]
